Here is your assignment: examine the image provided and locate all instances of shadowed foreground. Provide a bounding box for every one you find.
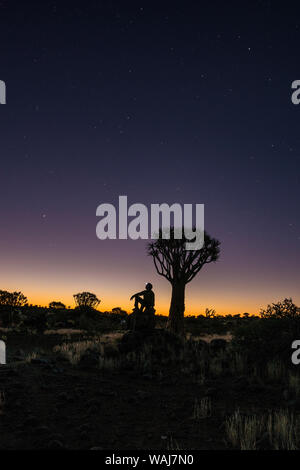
[1,314,300,450]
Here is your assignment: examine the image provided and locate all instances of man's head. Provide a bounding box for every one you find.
[145,282,153,291]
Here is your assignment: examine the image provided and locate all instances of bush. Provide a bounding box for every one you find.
[232,317,300,365]
[261,298,299,319]
[231,299,300,366]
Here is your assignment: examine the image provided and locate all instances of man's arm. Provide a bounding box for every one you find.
[130,290,146,300]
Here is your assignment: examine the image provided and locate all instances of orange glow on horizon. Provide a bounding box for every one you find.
[1,245,299,318]
[20,293,266,316]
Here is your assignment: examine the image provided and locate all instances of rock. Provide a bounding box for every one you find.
[128,308,155,332]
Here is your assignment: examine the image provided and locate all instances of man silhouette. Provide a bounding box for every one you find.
[130,283,155,313]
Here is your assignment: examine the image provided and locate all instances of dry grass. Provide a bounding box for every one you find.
[24,352,39,363]
[225,410,264,450]
[166,436,183,450]
[192,397,212,420]
[229,352,246,375]
[187,333,232,343]
[53,338,103,364]
[45,328,84,335]
[267,410,297,450]
[208,356,223,377]
[266,360,286,382]
[225,409,298,450]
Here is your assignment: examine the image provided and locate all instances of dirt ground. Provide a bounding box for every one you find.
[0,329,288,450]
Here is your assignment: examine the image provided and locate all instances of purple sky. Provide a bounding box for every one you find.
[0,1,299,314]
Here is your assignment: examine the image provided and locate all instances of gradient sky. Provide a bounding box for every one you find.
[0,1,299,315]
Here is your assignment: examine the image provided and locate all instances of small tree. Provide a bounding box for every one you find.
[49,301,66,310]
[8,291,28,307]
[0,290,27,325]
[0,290,28,307]
[205,308,216,318]
[148,228,220,335]
[73,292,100,311]
[111,307,127,316]
[0,290,10,306]
[260,298,299,319]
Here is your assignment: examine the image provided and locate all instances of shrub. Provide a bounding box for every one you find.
[73,292,100,311]
[49,301,66,310]
[225,409,298,450]
[261,298,299,319]
[231,299,300,365]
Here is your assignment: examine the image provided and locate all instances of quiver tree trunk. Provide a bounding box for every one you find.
[167,281,185,335]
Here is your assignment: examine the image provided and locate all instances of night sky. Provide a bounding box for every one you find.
[0,1,299,315]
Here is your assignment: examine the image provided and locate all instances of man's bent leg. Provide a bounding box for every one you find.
[135,296,145,310]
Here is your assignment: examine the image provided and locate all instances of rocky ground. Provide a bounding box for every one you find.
[0,329,295,450]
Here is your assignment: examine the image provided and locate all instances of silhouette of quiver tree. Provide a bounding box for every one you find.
[148,227,220,336]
